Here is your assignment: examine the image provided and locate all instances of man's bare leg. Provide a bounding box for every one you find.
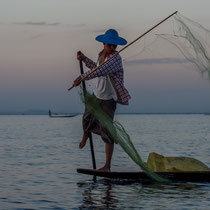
[97,143,114,172]
[79,132,89,149]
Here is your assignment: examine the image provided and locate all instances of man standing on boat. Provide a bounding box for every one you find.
[73,29,131,172]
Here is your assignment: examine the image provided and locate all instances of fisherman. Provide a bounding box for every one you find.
[73,29,131,172]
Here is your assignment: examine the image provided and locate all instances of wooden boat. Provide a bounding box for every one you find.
[49,114,77,118]
[48,110,77,118]
[77,168,210,182]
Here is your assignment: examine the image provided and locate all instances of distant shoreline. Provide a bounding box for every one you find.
[0,112,209,115]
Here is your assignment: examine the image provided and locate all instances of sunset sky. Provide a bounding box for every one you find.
[1,0,210,113]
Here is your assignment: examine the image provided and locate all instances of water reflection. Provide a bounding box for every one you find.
[77,179,119,209]
[77,178,148,209]
[77,178,209,209]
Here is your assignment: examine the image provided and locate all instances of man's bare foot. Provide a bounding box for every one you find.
[96,166,110,172]
[79,140,87,149]
[79,133,88,149]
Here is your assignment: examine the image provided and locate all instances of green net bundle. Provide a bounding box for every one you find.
[81,90,169,183]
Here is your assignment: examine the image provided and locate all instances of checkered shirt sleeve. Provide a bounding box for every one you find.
[80,51,131,105]
[83,56,97,70]
[82,54,122,80]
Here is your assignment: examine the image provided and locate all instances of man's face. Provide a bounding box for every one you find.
[104,43,117,54]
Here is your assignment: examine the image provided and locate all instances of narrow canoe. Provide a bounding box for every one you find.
[49,114,77,118]
[77,168,210,182]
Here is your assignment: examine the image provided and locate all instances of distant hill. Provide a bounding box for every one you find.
[0,109,48,115]
[0,109,78,115]
[0,110,209,115]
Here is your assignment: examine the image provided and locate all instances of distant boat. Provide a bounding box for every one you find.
[48,110,77,118]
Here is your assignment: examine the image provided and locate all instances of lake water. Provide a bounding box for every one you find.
[0,114,210,209]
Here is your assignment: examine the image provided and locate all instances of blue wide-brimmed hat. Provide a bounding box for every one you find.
[95,29,127,45]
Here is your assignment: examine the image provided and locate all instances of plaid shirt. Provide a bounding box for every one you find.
[80,50,131,105]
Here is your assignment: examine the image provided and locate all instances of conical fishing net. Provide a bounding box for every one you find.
[81,90,169,183]
[158,13,210,80]
[124,13,210,80]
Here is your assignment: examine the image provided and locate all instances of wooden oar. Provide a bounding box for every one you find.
[79,52,96,170]
[68,11,178,91]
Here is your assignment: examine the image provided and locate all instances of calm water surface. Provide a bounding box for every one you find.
[0,114,209,209]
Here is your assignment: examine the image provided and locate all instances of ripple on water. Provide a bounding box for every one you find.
[0,115,210,209]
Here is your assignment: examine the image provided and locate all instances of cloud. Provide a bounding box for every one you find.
[30,34,44,39]
[14,21,60,26]
[123,57,189,66]
[91,29,107,33]
[71,23,87,28]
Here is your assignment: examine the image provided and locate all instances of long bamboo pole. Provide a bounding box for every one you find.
[68,11,177,91]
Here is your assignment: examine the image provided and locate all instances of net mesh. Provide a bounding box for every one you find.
[123,13,210,81]
[81,90,169,183]
[158,13,210,80]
